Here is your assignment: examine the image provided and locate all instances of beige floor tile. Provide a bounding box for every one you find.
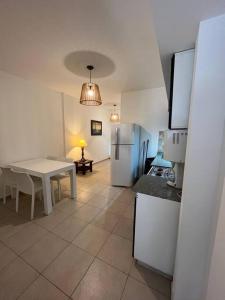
[0,160,171,299]
[100,187,122,200]
[43,244,94,296]
[34,209,68,230]
[4,223,47,254]
[105,201,128,216]
[0,242,17,271]
[18,275,69,300]
[21,232,69,272]
[0,214,28,242]
[129,262,171,298]
[98,234,133,274]
[0,257,38,300]
[73,224,109,256]
[55,198,84,215]
[76,185,90,193]
[77,191,94,203]
[113,217,133,240]
[123,204,135,219]
[115,189,135,205]
[87,194,112,208]
[72,205,101,222]
[51,216,88,242]
[88,184,107,194]
[122,277,169,300]
[92,210,120,232]
[72,258,127,300]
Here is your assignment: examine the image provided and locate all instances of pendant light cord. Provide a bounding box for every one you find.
[89,69,92,84]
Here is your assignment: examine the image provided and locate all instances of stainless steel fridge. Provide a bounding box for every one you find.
[111,123,140,187]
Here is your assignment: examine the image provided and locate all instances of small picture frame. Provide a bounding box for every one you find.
[91,120,102,136]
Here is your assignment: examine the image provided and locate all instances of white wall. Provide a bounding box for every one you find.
[0,71,112,198]
[0,71,64,163]
[120,87,168,157]
[205,125,225,300]
[63,94,111,163]
[173,14,225,300]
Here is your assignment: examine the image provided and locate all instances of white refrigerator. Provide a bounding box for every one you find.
[111,123,140,187]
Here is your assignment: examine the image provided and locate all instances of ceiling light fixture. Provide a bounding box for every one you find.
[110,104,120,122]
[80,65,102,106]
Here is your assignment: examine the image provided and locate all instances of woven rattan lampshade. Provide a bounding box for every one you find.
[80,82,102,106]
[80,65,102,106]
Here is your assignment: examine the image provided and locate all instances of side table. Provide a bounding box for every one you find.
[74,160,93,175]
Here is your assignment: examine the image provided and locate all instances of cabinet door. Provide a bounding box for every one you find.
[134,193,180,276]
[169,49,195,129]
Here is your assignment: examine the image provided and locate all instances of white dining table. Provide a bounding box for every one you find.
[8,158,76,215]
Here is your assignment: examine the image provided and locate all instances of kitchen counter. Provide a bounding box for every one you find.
[133,175,181,202]
[133,175,181,275]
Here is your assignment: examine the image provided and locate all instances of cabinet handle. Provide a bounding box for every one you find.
[173,133,176,144]
[177,133,180,144]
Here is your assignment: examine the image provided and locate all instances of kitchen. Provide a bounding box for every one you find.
[0,1,224,300]
[110,48,192,283]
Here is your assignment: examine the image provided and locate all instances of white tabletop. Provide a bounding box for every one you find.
[9,158,74,175]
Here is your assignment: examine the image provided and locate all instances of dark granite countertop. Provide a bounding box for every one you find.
[133,175,181,202]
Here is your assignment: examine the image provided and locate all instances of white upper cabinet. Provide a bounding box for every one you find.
[169,49,195,129]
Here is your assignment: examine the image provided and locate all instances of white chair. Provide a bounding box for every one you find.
[11,169,43,220]
[47,156,73,204]
[0,166,17,204]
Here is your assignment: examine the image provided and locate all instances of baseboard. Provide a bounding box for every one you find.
[93,157,110,165]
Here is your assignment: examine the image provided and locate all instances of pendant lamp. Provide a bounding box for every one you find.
[110,104,120,122]
[80,65,102,106]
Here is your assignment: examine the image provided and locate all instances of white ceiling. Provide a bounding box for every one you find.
[150,0,225,93]
[0,0,165,104]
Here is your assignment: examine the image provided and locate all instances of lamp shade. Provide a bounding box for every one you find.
[79,139,87,148]
[110,112,120,122]
[80,83,102,106]
[110,104,120,122]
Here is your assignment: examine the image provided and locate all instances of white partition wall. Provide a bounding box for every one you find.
[0,71,64,163]
[63,94,111,163]
[0,71,65,198]
[205,129,225,300]
[172,14,225,300]
[121,87,168,157]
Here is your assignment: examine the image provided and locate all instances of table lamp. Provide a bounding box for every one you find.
[79,139,87,162]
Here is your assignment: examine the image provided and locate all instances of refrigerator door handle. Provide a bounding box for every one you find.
[115,127,120,160]
[115,144,119,160]
[115,127,120,144]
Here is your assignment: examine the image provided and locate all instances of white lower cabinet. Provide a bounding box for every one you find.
[134,193,180,276]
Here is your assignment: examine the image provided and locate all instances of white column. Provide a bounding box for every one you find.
[172,14,225,300]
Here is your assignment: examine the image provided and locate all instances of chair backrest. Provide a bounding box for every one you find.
[47,156,73,163]
[47,156,58,160]
[60,157,73,163]
[0,167,17,186]
[11,169,33,194]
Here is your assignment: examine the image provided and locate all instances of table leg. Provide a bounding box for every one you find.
[69,166,76,199]
[82,164,86,175]
[75,162,78,174]
[42,175,53,215]
[90,162,93,172]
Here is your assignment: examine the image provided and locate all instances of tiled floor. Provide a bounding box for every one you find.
[0,159,171,300]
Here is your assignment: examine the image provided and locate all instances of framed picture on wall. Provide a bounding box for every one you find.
[91,120,102,136]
